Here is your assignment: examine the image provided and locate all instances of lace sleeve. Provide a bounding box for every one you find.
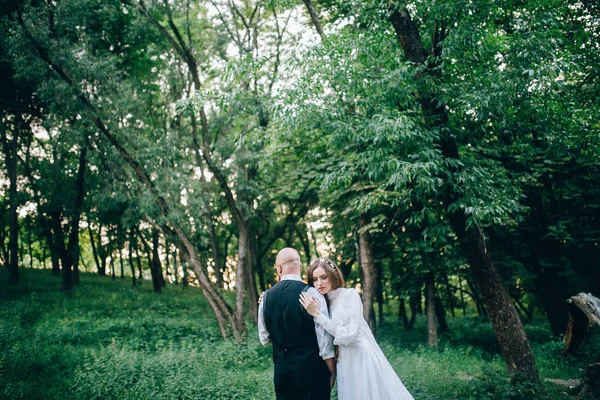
[315,289,363,346]
[307,287,335,359]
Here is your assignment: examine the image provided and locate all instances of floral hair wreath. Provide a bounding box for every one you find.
[310,257,337,270]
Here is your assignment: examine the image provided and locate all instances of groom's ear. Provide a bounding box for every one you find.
[276,263,282,276]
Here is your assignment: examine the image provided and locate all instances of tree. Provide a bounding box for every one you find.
[273,0,560,381]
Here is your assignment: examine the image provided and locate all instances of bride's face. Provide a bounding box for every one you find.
[312,266,332,295]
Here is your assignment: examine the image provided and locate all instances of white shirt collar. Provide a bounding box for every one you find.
[280,274,303,282]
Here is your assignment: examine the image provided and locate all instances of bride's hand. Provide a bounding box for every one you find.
[299,292,321,317]
[258,291,265,304]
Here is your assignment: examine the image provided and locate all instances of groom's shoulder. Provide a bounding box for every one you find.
[268,279,307,292]
[306,285,325,299]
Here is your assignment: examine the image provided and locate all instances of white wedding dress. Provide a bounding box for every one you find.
[314,288,415,400]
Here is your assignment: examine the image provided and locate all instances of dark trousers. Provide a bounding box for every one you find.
[273,358,331,400]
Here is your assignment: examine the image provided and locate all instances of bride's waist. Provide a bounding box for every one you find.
[340,333,371,349]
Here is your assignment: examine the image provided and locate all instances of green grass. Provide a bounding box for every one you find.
[1,268,597,399]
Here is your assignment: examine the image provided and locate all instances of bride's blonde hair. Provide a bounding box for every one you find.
[307,257,345,289]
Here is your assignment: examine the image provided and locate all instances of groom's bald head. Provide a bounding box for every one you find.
[275,247,302,276]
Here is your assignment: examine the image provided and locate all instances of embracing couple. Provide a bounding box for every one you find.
[258,247,415,400]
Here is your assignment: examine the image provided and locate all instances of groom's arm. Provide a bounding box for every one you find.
[257,291,271,346]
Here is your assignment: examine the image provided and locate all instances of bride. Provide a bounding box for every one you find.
[299,257,415,400]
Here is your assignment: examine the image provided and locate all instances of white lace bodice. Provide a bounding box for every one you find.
[314,287,415,400]
[315,288,374,347]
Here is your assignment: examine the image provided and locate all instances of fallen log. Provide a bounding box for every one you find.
[563,293,600,354]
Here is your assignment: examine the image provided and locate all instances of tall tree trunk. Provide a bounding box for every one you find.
[359,213,377,333]
[525,233,570,335]
[399,297,412,330]
[443,273,456,318]
[128,229,136,286]
[408,293,419,329]
[221,232,232,287]
[2,128,19,284]
[426,274,439,347]
[18,227,25,267]
[296,226,312,267]
[64,144,87,289]
[128,2,247,338]
[131,229,143,282]
[0,231,7,267]
[0,203,7,266]
[115,225,124,280]
[27,222,33,269]
[246,234,259,324]
[135,248,143,282]
[300,0,324,39]
[110,249,115,280]
[61,237,74,291]
[459,278,467,317]
[389,6,538,381]
[209,221,223,289]
[467,276,487,316]
[46,231,61,276]
[98,227,109,278]
[415,290,423,314]
[164,237,173,284]
[159,256,166,287]
[255,233,267,292]
[190,96,249,338]
[139,230,154,284]
[435,295,450,333]
[172,243,179,285]
[79,252,87,270]
[235,225,250,335]
[375,260,385,325]
[181,248,189,287]
[119,246,125,280]
[41,244,47,269]
[535,264,570,335]
[101,250,107,277]
[451,214,539,380]
[150,229,162,293]
[105,231,114,281]
[525,191,570,335]
[175,235,235,337]
[511,291,533,320]
[49,210,71,290]
[255,257,266,293]
[89,226,102,275]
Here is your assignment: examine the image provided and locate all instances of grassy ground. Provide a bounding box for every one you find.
[1,268,597,399]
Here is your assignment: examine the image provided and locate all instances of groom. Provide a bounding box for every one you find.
[258,247,336,399]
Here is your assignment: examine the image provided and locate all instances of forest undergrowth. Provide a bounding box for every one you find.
[1,269,598,400]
